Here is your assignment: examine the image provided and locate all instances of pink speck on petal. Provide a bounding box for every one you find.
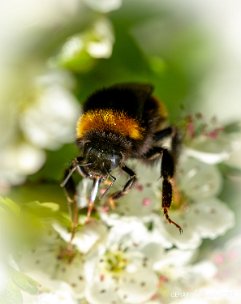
[100,274,105,282]
[213,254,225,265]
[151,294,159,300]
[101,206,110,213]
[205,128,223,139]
[135,183,144,192]
[100,189,106,195]
[142,198,152,206]
[159,274,169,283]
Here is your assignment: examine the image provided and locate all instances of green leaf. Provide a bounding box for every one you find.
[23,201,60,218]
[40,202,60,211]
[0,197,20,215]
[223,121,241,134]
[23,201,71,229]
[10,269,39,295]
[219,163,241,176]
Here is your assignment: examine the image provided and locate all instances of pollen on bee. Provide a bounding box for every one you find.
[76,109,144,140]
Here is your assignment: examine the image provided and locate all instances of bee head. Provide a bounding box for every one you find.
[83,142,122,178]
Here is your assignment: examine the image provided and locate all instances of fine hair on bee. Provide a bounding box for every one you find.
[61,83,183,239]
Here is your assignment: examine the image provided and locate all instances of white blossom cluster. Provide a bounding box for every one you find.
[1,116,239,304]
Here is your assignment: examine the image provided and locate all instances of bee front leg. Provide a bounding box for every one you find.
[61,157,86,242]
[86,177,101,222]
[108,165,137,207]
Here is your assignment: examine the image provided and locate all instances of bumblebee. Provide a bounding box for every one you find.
[61,83,182,235]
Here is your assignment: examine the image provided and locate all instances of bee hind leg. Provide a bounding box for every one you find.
[143,146,183,233]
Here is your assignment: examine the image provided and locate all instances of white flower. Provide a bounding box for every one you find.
[83,222,195,304]
[177,156,222,200]
[185,147,230,164]
[157,156,235,250]
[87,18,115,59]
[170,235,241,304]
[100,214,173,249]
[0,143,45,189]
[84,228,160,304]
[100,155,234,250]
[171,281,241,304]
[183,117,240,165]
[83,0,122,13]
[53,220,108,254]
[58,18,114,70]
[36,283,77,304]
[212,234,241,284]
[20,72,80,150]
[18,229,86,299]
[149,245,196,271]
[184,134,232,164]
[106,161,160,217]
[153,261,217,303]
[23,282,78,304]
[159,196,234,250]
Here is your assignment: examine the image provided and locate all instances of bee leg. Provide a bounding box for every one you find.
[153,126,173,141]
[86,177,101,222]
[167,127,183,205]
[170,126,182,165]
[108,165,137,206]
[101,174,116,198]
[61,158,86,242]
[161,149,183,233]
[144,147,183,233]
[154,126,182,163]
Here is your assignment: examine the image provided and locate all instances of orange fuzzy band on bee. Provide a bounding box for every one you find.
[76,109,144,140]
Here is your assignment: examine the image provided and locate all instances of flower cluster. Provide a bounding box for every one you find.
[1,113,240,303]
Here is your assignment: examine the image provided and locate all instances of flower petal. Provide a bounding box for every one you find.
[35,282,77,304]
[178,157,222,200]
[55,253,85,299]
[20,78,80,150]
[161,213,202,250]
[53,221,107,254]
[185,132,236,164]
[185,147,229,164]
[189,198,235,239]
[118,268,158,304]
[85,277,121,304]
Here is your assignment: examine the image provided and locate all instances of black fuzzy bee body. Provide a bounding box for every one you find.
[61,83,182,234]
